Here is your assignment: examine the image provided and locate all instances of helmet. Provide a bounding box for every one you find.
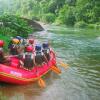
[0,40,4,47]
[12,38,20,44]
[42,43,49,49]
[29,39,34,44]
[16,36,23,40]
[35,44,41,51]
[26,45,33,52]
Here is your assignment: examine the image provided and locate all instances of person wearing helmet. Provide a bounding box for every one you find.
[28,39,35,53]
[0,40,10,64]
[8,38,20,55]
[0,40,5,63]
[15,36,25,45]
[28,39,35,46]
[21,45,35,70]
[15,36,27,53]
[16,36,23,41]
[34,44,47,66]
[42,42,50,61]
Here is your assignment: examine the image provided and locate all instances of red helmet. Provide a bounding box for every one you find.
[0,40,4,47]
[29,39,34,44]
[25,45,33,52]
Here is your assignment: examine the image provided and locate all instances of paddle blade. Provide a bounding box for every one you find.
[59,62,69,69]
[38,78,46,88]
[51,66,61,74]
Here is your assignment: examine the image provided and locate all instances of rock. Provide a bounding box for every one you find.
[22,18,44,31]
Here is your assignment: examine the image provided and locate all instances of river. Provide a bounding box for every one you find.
[0,26,100,100]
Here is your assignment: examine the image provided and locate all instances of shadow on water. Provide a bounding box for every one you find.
[0,26,100,100]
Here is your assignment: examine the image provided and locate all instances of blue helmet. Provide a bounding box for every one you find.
[16,36,23,40]
[35,44,41,51]
[42,43,49,49]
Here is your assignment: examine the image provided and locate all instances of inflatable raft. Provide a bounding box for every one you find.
[0,51,61,86]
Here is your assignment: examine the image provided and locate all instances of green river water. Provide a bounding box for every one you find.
[0,26,100,100]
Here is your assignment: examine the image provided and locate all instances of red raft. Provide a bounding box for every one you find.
[0,51,61,85]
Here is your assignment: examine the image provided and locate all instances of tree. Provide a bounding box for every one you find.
[57,5,76,26]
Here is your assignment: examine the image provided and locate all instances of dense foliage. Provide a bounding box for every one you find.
[0,0,99,28]
[0,15,33,37]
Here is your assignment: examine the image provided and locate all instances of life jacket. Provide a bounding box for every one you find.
[34,50,45,65]
[23,52,34,69]
[42,48,50,61]
[9,43,19,55]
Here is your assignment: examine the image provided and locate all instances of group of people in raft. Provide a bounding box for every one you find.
[0,36,51,70]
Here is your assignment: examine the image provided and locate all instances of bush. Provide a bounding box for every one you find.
[95,23,100,29]
[65,11,76,26]
[43,13,56,23]
[0,14,33,38]
[87,23,100,29]
[57,5,76,26]
[0,27,17,36]
[87,24,95,29]
[75,22,100,29]
[74,21,88,28]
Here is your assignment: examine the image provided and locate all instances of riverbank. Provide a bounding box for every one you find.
[22,18,44,31]
[37,20,100,30]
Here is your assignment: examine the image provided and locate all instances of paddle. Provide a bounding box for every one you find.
[58,61,69,69]
[55,53,69,69]
[38,78,46,88]
[51,66,61,74]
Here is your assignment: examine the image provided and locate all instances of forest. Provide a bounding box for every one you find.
[0,0,99,28]
[0,0,100,49]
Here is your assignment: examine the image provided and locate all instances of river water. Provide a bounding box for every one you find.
[0,26,100,100]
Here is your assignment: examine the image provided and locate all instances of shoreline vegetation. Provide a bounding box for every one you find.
[0,0,99,29]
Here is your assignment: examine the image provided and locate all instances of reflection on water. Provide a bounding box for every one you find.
[0,27,100,100]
